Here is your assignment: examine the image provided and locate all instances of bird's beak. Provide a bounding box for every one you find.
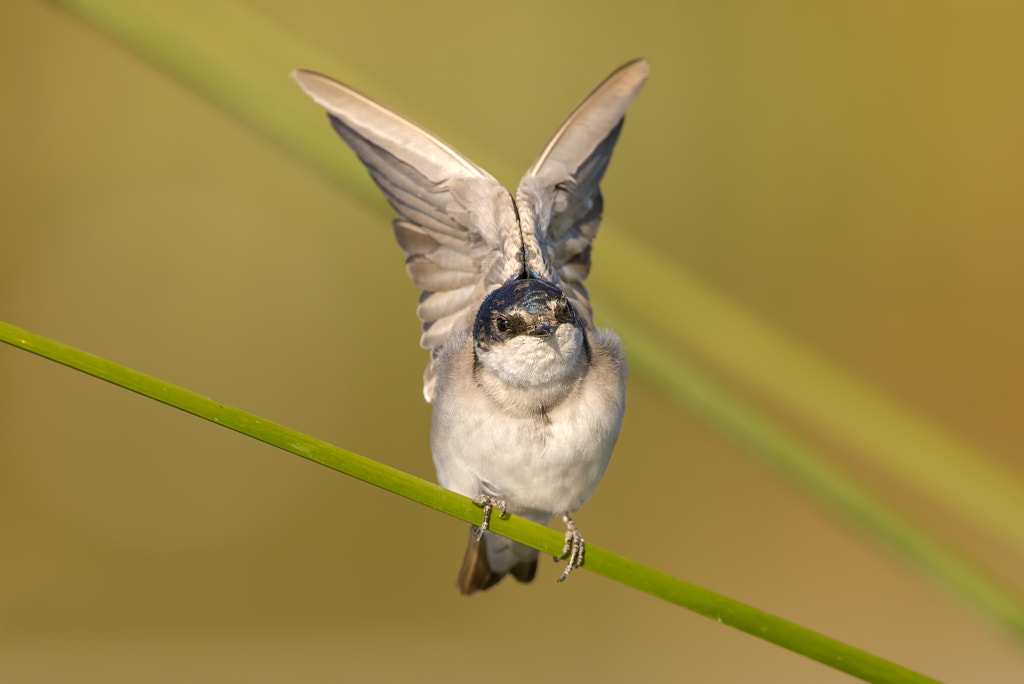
[528,324,555,337]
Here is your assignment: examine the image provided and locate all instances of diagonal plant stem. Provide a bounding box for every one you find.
[616,318,1024,642]
[595,236,1024,565]
[1,321,941,684]
[37,0,1024,646]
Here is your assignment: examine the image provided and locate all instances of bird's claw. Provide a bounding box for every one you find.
[472,495,508,539]
[555,513,584,582]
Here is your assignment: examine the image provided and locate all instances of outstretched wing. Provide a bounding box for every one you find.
[292,70,523,401]
[514,59,649,328]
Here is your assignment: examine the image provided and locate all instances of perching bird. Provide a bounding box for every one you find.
[292,59,647,594]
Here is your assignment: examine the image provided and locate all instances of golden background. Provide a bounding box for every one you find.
[2,1,1023,681]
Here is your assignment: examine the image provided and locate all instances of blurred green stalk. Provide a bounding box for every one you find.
[619,319,1024,641]
[43,0,1024,644]
[1,320,941,683]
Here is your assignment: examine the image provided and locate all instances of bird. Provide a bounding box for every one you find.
[292,58,648,594]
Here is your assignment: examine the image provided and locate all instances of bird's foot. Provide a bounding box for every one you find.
[555,513,584,582]
[471,495,508,539]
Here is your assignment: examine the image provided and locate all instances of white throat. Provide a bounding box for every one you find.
[475,323,589,413]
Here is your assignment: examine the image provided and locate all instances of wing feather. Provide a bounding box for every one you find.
[293,62,647,401]
[515,59,649,326]
[407,258,478,290]
[292,70,523,401]
[416,285,478,321]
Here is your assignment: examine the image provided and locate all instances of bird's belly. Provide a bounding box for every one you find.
[432,401,618,519]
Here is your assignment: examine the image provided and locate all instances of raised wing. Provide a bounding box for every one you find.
[515,59,649,327]
[292,70,523,401]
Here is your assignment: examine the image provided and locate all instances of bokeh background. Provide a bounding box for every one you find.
[2,1,1024,681]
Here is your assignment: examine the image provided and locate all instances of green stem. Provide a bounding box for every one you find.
[1,320,940,684]
[617,319,1024,641]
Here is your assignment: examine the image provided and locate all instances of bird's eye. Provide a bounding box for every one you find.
[495,316,509,333]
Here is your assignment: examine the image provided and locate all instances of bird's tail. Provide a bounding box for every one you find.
[456,526,538,595]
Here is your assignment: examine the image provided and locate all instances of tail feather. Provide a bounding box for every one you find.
[456,527,539,595]
[509,557,538,583]
[457,530,502,595]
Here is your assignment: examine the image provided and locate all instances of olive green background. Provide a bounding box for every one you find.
[2,1,1023,682]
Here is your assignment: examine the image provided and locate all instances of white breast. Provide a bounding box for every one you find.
[430,328,627,522]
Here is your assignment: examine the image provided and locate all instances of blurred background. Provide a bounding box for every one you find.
[2,1,1023,681]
